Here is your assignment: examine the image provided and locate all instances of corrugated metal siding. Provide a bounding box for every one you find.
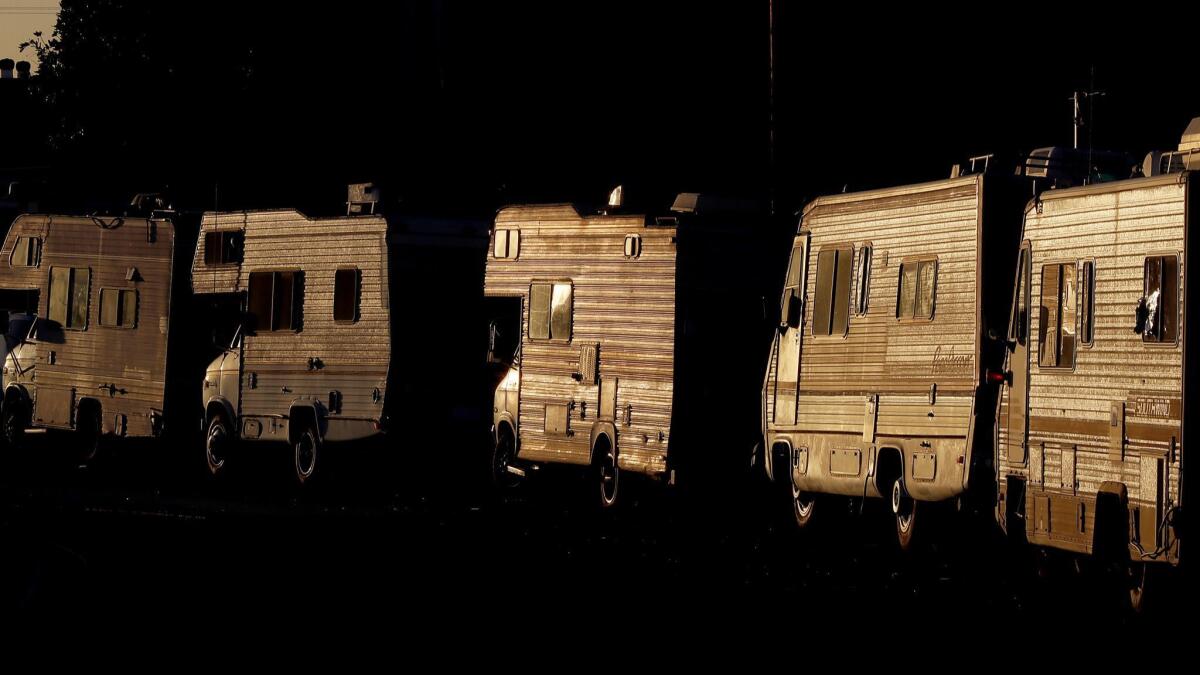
[0,214,175,436]
[999,177,1186,510]
[193,210,390,426]
[793,177,981,437]
[484,205,676,475]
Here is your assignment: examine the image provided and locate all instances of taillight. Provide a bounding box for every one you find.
[986,369,1011,385]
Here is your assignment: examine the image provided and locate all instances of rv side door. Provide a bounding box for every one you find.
[1005,241,1032,466]
[220,327,243,416]
[773,232,809,426]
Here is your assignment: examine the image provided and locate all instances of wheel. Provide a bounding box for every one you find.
[293,424,319,486]
[76,406,104,465]
[595,439,619,509]
[491,428,520,490]
[892,477,919,552]
[205,414,230,477]
[791,482,816,529]
[1,400,26,449]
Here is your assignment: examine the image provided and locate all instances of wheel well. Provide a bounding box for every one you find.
[875,446,903,496]
[1093,485,1131,560]
[4,386,27,408]
[76,397,102,426]
[3,387,30,422]
[496,420,515,444]
[591,432,613,465]
[289,405,320,445]
[771,440,791,482]
[206,401,229,428]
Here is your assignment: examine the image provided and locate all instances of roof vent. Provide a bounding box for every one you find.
[607,185,623,209]
[347,183,380,215]
[1140,117,1200,177]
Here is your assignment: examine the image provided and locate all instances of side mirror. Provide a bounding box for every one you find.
[487,320,503,364]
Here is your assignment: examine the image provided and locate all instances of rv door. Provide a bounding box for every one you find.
[1004,241,1032,465]
[219,325,244,417]
[773,232,810,426]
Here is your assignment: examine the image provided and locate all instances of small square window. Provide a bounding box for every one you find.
[11,236,41,267]
[333,268,360,323]
[205,231,244,265]
[493,228,520,259]
[624,234,642,258]
[896,259,937,321]
[247,270,304,332]
[529,281,572,341]
[99,288,138,328]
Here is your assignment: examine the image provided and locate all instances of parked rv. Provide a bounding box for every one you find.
[193,185,488,485]
[0,199,199,459]
[762,168,1029,549]
[483,190,783,507]
[996,120,1197,608]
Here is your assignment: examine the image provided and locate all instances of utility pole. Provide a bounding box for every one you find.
[767,0,776,216]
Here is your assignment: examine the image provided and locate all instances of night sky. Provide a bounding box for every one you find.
[3,3,1200,216]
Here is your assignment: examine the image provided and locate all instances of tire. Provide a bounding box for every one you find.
[491,428,520,491]
[892,477,920,552]
[595,437,619,509]
[293,424,319,486]
[205,414,231,478]
[1,400,26,449]
[1126,560,1176,615]
[791,482,817,530]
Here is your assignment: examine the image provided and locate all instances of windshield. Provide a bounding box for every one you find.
[6,313,34,344]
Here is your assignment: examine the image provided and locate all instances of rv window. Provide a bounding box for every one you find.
[48,266,91,329]
[99,288,138,328]
[1080,261,1095,346]
[853,245,872,316]
[11,237,41,267]
[247,270,304,332]
[529,282,572,341]
[896,259,937,320]
[781,243,805,328]
[494,229,520,259]
[624,234,642,258]
[205,231,244,266]
[333,268,360,323]
[1143,255,1179,344]
[1010,247,1031,345]
[812,247,852,336]
[1038,263,1077,368]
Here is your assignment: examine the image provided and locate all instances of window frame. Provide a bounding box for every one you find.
[810,243,854,338]
[47,265,91,331]
[98,287,139,330]
[895,256,938,323]
[1079,259,1095,348]
[1142,253,1180,348]
[247,269,304,334]
[10,236,42,268]
[204,230,244,266]
[852,243,872,317]
[528,280,573,342]
[493,228,520,260]
[1037,260,1078,370]
[333,267,361,324]
[624,234,642,259]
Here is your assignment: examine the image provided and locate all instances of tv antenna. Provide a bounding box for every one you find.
[1071,88,1104,150]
